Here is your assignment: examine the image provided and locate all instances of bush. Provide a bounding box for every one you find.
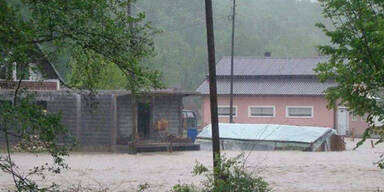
[172,154,270,192]
[172,184,199,192]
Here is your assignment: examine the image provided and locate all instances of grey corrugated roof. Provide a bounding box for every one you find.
[196,78,336,96]
[216,56,329,76]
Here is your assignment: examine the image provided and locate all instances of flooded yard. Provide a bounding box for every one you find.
[1,139,384,192]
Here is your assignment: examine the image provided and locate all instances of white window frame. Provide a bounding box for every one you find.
[217,105,237,117]
[12,62,17,80]
[286,106,313,118]
[351,113,357,121]
[0,62,32,81]
[361,114,368,121]
[248,105,275,118]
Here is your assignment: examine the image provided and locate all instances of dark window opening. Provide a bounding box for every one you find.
[0,64,13,80]
[16,63,30,80]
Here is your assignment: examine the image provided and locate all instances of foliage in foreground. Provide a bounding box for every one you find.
[0,94,75,191]
[171,154,270,192]
[1,0,162,190]
[315,0,384,164]
[1,0,162,92]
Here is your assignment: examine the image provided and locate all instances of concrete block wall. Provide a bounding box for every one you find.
[0,91,185,148]
[153,96,183,137]
[116,95,184,141]
[0,91,79,145]
[116,95,133,138]
[46,92,79,137]
[79,94,114,145]
[0,92,15,145]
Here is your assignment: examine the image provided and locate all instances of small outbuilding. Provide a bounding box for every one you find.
[196,123,336,151]
[0,46,200,151]
[0,89,199,151]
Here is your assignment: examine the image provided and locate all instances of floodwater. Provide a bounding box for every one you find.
[1,139,384,192]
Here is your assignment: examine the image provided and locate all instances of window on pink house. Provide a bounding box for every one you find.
[351,112,357,121]
[286,106,313,118]
[249,106,275,117]
[361,114,368,121]
[218,105,237,117]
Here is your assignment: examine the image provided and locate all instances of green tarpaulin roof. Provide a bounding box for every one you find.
[197,123,335,144]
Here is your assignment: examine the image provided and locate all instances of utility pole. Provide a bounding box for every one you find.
[204,0,221,179]
[229,0,236,123]
[127,0,137,154]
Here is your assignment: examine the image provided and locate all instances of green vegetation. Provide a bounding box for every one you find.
[0,0,161,190]
[1,0,162,91]
[171,154,270,192]
[315,0,384,167]
[136,0,329,91]
[25,0,329,91]
[0,94,75,191]
[2,0,330,92]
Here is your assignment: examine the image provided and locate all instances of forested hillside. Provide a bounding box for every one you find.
[137,0,329,91]
[51,0,329,91]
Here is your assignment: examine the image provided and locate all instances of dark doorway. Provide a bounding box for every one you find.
[138,103,151,139]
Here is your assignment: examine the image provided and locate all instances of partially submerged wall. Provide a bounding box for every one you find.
[349,113,369,137]
[37,91,115,146]
[116,95,183,141]
[152,96,183,138]
[79,94,114,145]
[116,94,133,138]
[0,91,185,149]
[46,92,79,140]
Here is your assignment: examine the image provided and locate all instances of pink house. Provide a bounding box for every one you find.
[196,56,368,136]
